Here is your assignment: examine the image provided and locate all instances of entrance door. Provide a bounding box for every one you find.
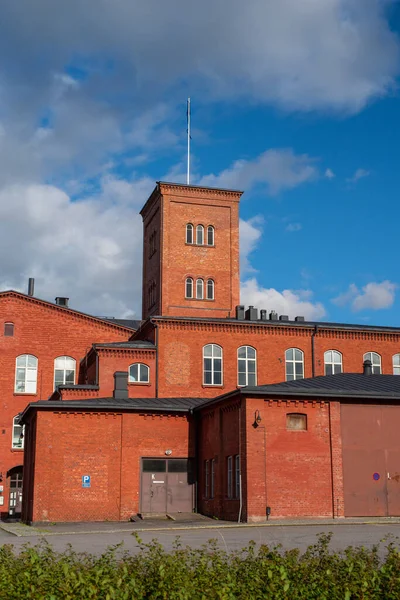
[141,458,193,514]
[342,405,400,517]
[8,470,23,517]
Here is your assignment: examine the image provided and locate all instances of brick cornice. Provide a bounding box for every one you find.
[159,182,242,201]
[96,348,156,358]
[153,318,313,337]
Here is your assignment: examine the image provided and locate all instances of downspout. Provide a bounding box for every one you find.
[154,320,159,398]
[190,408,198,514]
[238,398,242,523]
[311,325,318,378]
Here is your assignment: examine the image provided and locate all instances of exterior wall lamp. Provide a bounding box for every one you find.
[253,410,262,428]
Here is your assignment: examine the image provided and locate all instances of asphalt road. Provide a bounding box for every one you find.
[1,524,399,557]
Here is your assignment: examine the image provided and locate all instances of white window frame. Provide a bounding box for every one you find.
[393,353,400,375]
[285,348,304,381]
[237,346,257,387]
[206,279,214,300]
[324,350,343,375]
[196,278,204,299]
[364,352,382,374]
[235,455,240,499]
[15,354,38,394]
[12,416,24,449]
[203,344,223,386]
[54,356,76,389]
[129,363,150,383]
[227,456,233,499]
[207,225,214,246]
[210,459,215,499]
[186,223,194,244]
[196,225,204,245]
[185,277,193,299]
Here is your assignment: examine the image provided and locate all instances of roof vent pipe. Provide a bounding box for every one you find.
[113,371,129,399]
[235,305,245,320]
[55,297,69,307]
[245,306,258,321]
[363,360,373,376]
[28,278,35,297]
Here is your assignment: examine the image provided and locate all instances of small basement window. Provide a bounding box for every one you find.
[286,413,307,431]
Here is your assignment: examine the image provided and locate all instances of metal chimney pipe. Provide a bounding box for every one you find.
[363,360,373,376]
[28,278,35,297]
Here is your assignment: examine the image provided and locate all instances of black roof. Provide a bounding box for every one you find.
[243,373,400,399]
[93,341,155,350]
[100,318,141,330]
[20,396,207,423]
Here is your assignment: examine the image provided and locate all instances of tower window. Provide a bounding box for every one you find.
[207,226,214,246]
[186,224,194,244]
[196,278,204,299]
[149,231,157,256]
[206,279,214,300]
[148,281,156,308]
[196,225,204,245]
[185,277,193,298]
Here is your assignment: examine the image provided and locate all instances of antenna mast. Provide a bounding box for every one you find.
[187,97,191,185]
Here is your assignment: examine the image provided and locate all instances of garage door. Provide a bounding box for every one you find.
[341,405,400,517]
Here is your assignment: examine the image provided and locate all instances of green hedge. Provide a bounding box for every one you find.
[1,533,400,599]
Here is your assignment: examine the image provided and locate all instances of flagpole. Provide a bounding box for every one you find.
[187,97,191,185]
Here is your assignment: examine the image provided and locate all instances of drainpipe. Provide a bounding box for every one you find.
[154,320,159,398]
[311,325,318,378]
[238,398,242,523]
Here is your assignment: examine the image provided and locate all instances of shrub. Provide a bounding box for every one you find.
[0,532,399,599]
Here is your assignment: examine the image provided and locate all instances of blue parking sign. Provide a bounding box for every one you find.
[82,475,91,488]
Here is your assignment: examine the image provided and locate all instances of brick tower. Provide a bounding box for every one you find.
[140,182,243,319]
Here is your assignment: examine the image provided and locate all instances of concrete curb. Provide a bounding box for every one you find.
[2,519,400,538]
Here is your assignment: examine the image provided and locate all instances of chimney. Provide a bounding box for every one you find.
[55,297,69,307]
[113,371,128,399]
[236,305,245,320]
[363,360,373,376]
[295,316,305,322]
[245,306,258,321]
[260,309,268,321]
[269,311,278,321]
[279,315,289,321]
[28,278,35,297]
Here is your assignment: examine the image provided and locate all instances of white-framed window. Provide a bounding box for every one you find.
[186,223,194,244]
[54,356,76,388]
[207,226,214,246]
[185,277,193,299]
[129,363,150,383]
[324,350,343,375]
[203,344,223,386]
[285,348,304,381]
[235,455,240,499]
[393,354,400,375]
[15,354,38,393]
[206,279,214,300]
[12,416,24,449]
[205,460,209,498]
[364,352,382,374]
[196,225,204,245]
[211,459,215,499]
[237,346,257,387]
[4,322,14,336]
[196,278,204,299]
[227,456,233,498]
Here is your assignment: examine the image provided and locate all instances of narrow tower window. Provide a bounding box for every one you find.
[186,224,194,244]
[196,278,204,299]
[185,277,193,298]
[206,279,214,300]
[196,225,204,245]
[207,226,214,246]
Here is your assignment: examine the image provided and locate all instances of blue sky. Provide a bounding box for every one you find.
[1,0,400,324]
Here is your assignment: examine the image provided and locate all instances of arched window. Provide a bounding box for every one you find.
[196,278,204,299]
[393,354,400,375]
[186,223,194,244]
[185,277,193,298]
[207,226,214,246]
[324,350,343,375]
[12,416,24,449]
[237,346,257,386]
[4,322,14,336]
[285,348,304,381]
[54,356,76,388]
[203,344,223,386]
[15,354,38,393]
[129,363,150,383]
[206,279,214,300]
[363,352,381,374]
[196,225,204,245]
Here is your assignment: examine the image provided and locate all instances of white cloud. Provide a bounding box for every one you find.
[346,168,371,183]
[332,280,397,311]
[285,222,302,232]
[200,149,318,195]
[241,278,326,321]
[239,216,263,274]
[325,168,335,179]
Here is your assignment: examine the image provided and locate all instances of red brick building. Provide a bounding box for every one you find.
[1,181,400,522]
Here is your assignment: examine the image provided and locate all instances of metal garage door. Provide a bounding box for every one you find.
[341,405,400,517]
[140,458,194,515]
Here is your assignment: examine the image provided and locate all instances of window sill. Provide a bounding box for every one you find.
[13,393,37,397]
[185,243,215,248]
[11,448,24,452]
[128,382,151,386]
[202,384,224,389]
[185,298,215,302]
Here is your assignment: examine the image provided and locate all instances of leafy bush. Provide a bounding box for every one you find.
[0,533,400,599]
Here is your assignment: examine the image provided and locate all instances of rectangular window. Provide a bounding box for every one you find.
[210,459,215,499]
[235,455,240,499]
[12,418,24,449]
[4,323,14,336]
[205,460,209,498]
[227,456,232,498]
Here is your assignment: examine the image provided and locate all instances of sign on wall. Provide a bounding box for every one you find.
[82,475,91,488]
